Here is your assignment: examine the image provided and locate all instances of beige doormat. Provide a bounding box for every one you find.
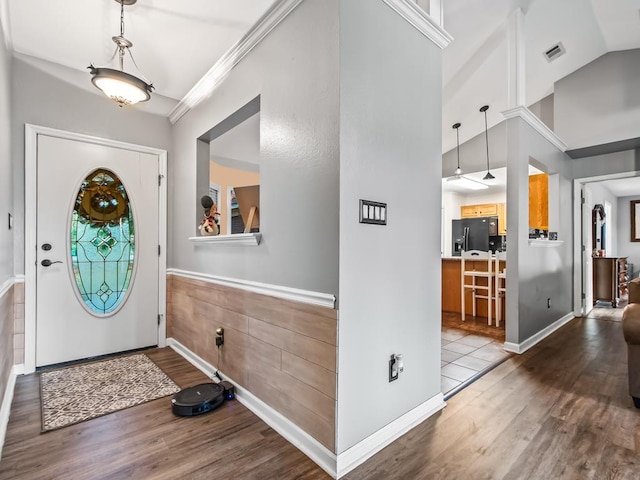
[40,354,181,432]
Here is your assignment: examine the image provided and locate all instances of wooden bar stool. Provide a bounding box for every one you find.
[494,251,507,327]
[461,250,493,325]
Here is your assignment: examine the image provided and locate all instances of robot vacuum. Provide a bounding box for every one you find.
[171,381,234,417]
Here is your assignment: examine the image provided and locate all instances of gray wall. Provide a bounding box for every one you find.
[529,94,554,131]
[555,49,640,149]
[618,195,640,278]
[170,0,340,295]
[10,57,172,274]
[506,117,574,344]
[0,34,11,282]
[337,0,442,453]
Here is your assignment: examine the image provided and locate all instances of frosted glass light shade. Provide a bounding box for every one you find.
[89,67,153,106]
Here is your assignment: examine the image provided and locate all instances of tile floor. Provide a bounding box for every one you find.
[441,327,512,395]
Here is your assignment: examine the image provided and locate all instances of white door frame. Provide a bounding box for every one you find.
[24,124,168,374]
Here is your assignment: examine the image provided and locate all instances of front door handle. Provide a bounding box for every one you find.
[41,259,63,267]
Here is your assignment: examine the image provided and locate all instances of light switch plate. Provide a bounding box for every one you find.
[359,200,387,225]
[7,213,12,230]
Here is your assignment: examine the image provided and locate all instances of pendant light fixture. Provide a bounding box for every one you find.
[446,122,488,190]
[480,105,495,180]
[452,122,463,177]
[88,0,154,107]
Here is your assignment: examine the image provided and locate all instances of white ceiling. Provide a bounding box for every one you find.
[1,0,639,146]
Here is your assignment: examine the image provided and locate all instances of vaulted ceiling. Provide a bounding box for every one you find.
[1,0,639,152]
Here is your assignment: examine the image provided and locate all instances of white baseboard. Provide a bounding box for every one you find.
[166,338,338,478]
[336,393,445,478]
[504,312,575,354]
[0,366,19,460]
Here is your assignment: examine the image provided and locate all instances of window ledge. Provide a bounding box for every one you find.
[188,233,262,246]
[528,239,564,248]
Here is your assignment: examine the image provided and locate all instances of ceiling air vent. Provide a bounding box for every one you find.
[543,42,566,62]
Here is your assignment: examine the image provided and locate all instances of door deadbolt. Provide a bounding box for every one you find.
[41,243,52,251]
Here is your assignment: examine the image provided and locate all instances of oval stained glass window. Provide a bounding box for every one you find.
[70,168,135,315]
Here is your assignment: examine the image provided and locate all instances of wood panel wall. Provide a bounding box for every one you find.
[0,284,14,407]
[167,274,337,452]
[13,282,24,365]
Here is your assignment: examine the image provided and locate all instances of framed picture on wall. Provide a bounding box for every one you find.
[631,200,640,242]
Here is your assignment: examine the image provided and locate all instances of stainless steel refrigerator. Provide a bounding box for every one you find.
[452,216,499,256]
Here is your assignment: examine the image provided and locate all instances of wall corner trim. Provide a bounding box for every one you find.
[167,268,336,309]
[501,106,568,152]
[167,338,338,478]
[381,0,453,49]
[336,393,446,478]
[0,366,19,459]
[168,0,304,124]
[0,278,14,300]
[503,312,575,354]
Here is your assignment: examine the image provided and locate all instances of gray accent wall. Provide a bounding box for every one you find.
[10,57,172,275]
[337,0,442,453]
[506,117,574,345]
[0,33,11,282]
[618,195,640,279]
[555,49,640,150]
[170,0,340,295]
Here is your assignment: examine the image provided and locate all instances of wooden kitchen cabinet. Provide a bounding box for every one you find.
[529,173,549,230]
[497,203,506,235]
[460,203,498,218]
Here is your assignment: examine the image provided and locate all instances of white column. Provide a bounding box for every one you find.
[429,0,443,27]
[506,8,525,108]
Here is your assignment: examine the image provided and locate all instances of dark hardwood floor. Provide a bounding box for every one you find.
[2,306,639,479]
[0,349,329,480]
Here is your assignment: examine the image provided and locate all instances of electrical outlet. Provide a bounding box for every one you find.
[389,353,403,382]
[389,355,398,382]
[547,298,551,309]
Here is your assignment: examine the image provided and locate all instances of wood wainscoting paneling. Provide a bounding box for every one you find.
[0,281,14,408]
[167,274,337,452]
[13,282,24,365]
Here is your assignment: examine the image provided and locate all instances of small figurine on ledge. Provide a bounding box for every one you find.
[198,195,220,236]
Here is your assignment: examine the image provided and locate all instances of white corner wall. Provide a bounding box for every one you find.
[337,0,443,453]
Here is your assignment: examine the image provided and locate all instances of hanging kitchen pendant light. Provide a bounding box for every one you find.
[451,122,463,177]
[480,105,495,180]
[88,0,154,107]
[446,122,488,190]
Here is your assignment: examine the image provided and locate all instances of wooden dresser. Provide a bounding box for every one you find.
[593,257,628,308]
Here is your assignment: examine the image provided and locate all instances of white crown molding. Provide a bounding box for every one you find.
[381,0,453,49]
[504,312,574,354]
[167,268,336,309]
[188,233,262,246]
[0,366,18,459]
[167,338,338,477]
[336,393,446,478]
[502,106,568,152]
[0,277,14,300]
[169,0,304,124]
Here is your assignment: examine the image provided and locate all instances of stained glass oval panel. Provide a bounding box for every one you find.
[70,168,135,315]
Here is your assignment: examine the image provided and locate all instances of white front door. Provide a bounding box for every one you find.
[36,134,160,367]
